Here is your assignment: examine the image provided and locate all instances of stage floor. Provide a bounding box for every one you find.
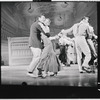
[1,64,97,86]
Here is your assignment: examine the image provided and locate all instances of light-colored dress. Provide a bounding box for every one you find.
[38,22,61,73]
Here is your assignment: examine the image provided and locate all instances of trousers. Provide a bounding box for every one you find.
[75,36,91,71]
[28,47,41,75]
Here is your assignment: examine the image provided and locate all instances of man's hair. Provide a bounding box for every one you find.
[38,14,45,18]
[36,14,45,21]
[81,16,89,20]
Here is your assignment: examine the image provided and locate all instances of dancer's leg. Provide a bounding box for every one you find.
[28,47,41,75]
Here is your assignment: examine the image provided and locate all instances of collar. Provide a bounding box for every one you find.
[38,21,46,26]
[80,21,89,26]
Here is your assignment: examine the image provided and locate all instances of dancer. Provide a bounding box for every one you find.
[58,32,74,66]
[61,17,92,73]
[82,18,98,72]
[27,15,49,77]
[37,18,61,77]
[78,17,97,72]
[79,17,97,58]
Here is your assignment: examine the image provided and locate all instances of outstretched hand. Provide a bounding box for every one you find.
[57,32,62,37]
[54,35,59,39]
[61,29,65,34]
[94,35,98,39]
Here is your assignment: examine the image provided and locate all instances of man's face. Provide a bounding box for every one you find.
[39,15,46,23]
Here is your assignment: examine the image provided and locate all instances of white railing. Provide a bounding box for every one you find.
[8,37,32,66]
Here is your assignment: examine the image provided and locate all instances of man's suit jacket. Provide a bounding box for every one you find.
[29,21,46,49]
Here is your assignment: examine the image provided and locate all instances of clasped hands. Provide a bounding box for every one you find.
[61,29,66,34]
[52,29,68,39]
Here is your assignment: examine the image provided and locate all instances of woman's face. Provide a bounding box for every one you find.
[45,19,51,26]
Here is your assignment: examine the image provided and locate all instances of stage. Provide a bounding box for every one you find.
[1,64,97,86]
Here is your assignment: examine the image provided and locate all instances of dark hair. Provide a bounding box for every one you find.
[81,16,89,20]
[38,14,45,18]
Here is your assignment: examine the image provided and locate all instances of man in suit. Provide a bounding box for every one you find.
[61,17,91,73]
[27,15,47,77]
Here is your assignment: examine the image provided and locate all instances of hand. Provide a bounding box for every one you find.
[58,32,62,37]
[61,29,65,33]
[69,42,74,47]
[54,35,59,39]
[95,35,98,39]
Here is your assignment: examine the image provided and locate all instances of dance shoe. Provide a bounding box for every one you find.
[42,73,47,78]
[79,70,86,73]
[66,64,70,67]
[27,72,38,78]
[42,71,47,76]
[50,72,57,76]
[38,72,47,78]
[82,66,92,73]
[38,74,46,78]
[47,72,54,76]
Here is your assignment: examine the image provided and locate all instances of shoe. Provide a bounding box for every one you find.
[42,74,47,78]
[38,68,43,75]
[66,64,70,67]
[42,72,47,77]
[50,72,57,76]
[82,66,92,73]
[48,72,54,76]
[27,72,38,78]
[37,68,43,71]
[79,70,85,73]
[38,74,43,77]
[38,74,46,78]
[79,71,83,73]
[61,63,65,67]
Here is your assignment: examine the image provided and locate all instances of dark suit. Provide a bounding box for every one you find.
[28,21,50,74]
[29,21,45,49]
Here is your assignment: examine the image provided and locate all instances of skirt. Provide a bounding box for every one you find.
[38,43,61,73]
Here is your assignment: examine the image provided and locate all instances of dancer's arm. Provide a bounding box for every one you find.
[38,22,50,37]
[87,39,97,56]
[49,35,59,40]
[86,27,97,56]
[92,32,98,39]
[87,25,97,39]
[90,27,98,39]
[61,27,73,36]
